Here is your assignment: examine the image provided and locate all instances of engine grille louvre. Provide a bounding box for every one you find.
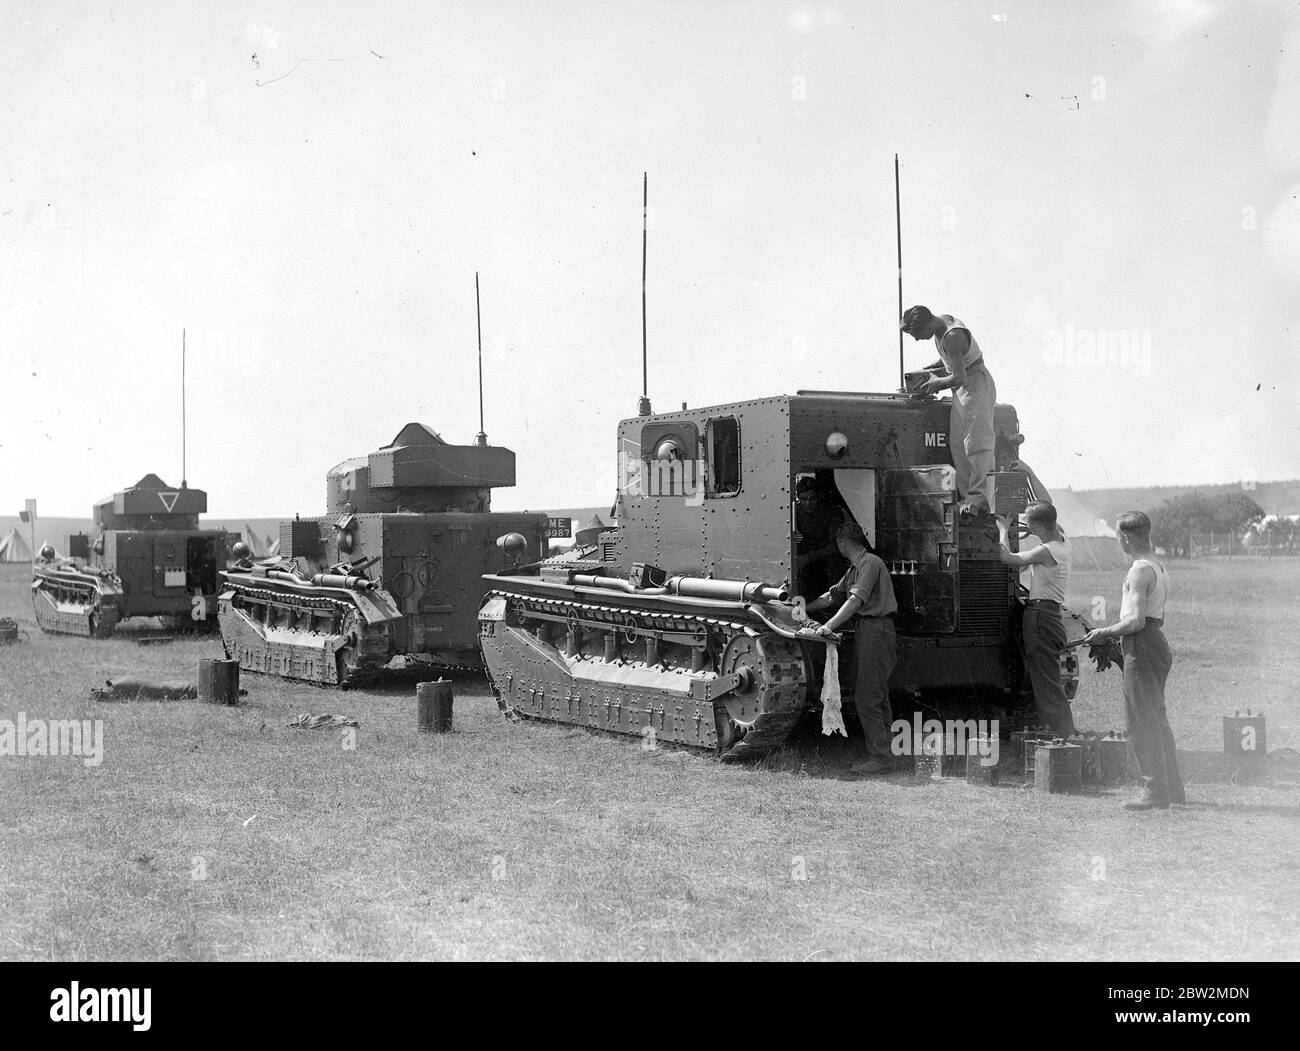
[957,558,1009,635]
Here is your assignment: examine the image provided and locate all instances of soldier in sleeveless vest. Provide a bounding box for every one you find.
[1083,511,1186,810]
[997,499,1077,737]
[901,305,997,515]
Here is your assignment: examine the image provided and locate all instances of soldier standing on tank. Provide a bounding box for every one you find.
[1082,511,1186,811]
[901,305,997,515]
[805,521,898,776]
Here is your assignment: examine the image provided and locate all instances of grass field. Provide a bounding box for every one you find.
[1,559,1297,960]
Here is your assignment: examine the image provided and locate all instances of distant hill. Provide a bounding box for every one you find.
[1076,480,1300,522]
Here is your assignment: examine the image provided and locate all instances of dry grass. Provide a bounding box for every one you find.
[0,559,1297,961]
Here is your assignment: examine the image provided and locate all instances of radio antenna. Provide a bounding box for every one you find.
[475,272,487,446]
[181,327,188,488]
[895,153,904,389]
[638,171,652,416]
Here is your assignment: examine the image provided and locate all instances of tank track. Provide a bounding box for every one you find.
[479,589,809,760]
[218,579,392,688]
[31,568,124,639]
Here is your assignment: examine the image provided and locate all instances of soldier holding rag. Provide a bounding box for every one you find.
[804,521,898,777]
[1082,511,1186,810]
[901,305,997,515]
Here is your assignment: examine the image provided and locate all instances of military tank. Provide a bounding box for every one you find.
[218,423,551,686]
[478,391,1081,761]
[32,474,237,638]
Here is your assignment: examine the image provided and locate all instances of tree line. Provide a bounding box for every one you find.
[1148,491,1270,557]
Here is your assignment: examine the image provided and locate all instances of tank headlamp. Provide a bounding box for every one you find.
[825,432,849,459]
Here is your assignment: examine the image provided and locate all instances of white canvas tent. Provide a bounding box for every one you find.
[1042,487,1126,571]
[244,524,281,559]
[0,528,32,563]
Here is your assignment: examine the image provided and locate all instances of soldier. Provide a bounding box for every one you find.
[996,500,1077,737]
[901,305,997,514]
[805,521,898,776]
[1082,511,1186,810]
[794,475,846,600]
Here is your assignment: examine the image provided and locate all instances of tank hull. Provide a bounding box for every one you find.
[476,390,1082,761]
[32,526,232,638]
[219,511,550,686]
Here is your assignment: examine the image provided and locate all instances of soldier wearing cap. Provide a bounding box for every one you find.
[901,305,997,515]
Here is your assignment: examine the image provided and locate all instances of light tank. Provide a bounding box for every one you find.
[217,423,550,686]
[32,474,237,638]
[477,390,1080,760]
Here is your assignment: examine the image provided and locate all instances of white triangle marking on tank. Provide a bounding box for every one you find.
[159,491,180,512]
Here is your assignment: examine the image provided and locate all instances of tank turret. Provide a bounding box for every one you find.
[326,424,516,515]
[93,474,207,531]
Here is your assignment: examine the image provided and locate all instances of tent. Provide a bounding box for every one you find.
[244,524,281,559]
[1042,487,1127,571]
[0,528,32,563]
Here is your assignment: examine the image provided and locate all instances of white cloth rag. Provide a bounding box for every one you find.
[820,642,847,737]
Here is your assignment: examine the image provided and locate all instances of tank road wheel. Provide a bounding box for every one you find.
[718,635,764,730]
[336,640,363,686]
[335,610,367,687]
[334,609,385,688]
[716,633,808,763]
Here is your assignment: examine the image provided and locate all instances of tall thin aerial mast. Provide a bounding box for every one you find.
[895,153,904,389]
[638,171,652,416]
[475,272,487,446]
[181,327,188,488]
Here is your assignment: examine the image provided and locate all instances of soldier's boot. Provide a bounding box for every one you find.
[1123,776,1170,811]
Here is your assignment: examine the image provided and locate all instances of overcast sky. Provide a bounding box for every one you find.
[2,0,1298,517]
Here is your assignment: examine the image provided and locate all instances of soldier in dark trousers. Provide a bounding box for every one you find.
[996,500,1077,737]
[1083,511,1186,810]
[805,521,898,776]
